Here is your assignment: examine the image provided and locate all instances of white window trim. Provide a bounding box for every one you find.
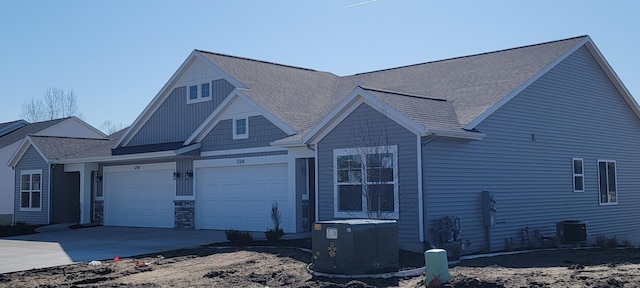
[572,158,584,192]
[186,81,213,104]
[333,146,399,219]
[233,117,249,139]
[20,169,43,212]
[597,159,618,205]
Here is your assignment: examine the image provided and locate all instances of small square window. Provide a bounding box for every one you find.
[233,118,248,139]
[189,85,198,100]
[201,83,210,98]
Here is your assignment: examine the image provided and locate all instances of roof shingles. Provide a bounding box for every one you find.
[197,36,586,136]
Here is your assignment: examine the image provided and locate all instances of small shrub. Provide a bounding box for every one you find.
[595,235,607,248]
[265,228,284,242]
[264,201,284,242]
[595,235,618,248]
[608,236,618,248]
[225,229,253,243]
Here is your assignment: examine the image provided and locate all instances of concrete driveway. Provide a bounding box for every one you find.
[0,226,227,273]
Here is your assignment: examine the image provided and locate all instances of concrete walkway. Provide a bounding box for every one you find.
[0,226,227,273]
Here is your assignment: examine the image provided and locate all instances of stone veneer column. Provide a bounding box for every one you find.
[174,200,195,229]
[93,200,104,225]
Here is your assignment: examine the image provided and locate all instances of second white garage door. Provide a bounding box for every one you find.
[103,163,175,228]
[195,163,288,231]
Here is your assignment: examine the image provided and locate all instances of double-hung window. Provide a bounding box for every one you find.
[572,158,584,192]
[598,160,617,204]
[334,146,398,219]
[233,117,249,139]
[20,170,42,211]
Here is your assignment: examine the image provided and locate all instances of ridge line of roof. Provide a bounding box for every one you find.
[360,86,447,101]
[352,35,588,76]
[195,49,319,72]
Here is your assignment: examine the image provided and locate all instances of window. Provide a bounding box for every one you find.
[20,170,42,211]
[334,146,398,218]
[233,118,248,139]
[189,85,198,100]
[598,160,617,204]
[186,82,212,103]
[572,158,584,192]
[201,83,210,98]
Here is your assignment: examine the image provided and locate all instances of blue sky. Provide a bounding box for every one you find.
[1,1,638,131]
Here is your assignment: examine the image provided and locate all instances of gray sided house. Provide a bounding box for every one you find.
[1,117,105,225]
[10,35,640,254]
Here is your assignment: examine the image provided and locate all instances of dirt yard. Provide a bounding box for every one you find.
[1,244,640,287]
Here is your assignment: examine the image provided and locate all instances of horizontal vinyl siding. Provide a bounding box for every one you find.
[201,116,289,151]
[424,46,640,252]
[317,104,420,247]
[14,147,49,224]
[129,79,235,146]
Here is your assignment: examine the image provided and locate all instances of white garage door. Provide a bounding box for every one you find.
[103,163,175,228]
[196,163,288,231]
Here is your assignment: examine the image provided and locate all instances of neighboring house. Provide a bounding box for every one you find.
[9,35,640,253]
[0,117,104,225]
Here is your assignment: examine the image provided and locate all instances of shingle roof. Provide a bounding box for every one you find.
[0,120,27,137]
[198,36,586,134]
[198,51,341,133]
[28,135,112,161]
[0,118,70,149]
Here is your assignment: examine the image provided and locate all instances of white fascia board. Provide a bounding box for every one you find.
[113,52,199,149]
[185,89,296,145]
[200,146,286,157]
[55,143,200,164]
[582,38,640,120]
[270,138,305,148]
[303,87,425,144]
[7,137,50,168]
[184,92,240,144]
[464,37,590,130]
[114,50,248,149]
[430,129,486,140]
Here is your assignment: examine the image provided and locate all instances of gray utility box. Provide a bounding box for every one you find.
[312,219,398,274]
[556,220,587,244]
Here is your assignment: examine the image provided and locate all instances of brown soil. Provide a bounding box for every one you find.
[2,245,640,287]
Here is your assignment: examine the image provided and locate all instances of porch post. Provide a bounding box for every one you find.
[65,163,98,224]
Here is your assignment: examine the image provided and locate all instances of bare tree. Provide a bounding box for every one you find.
[100,120,127,135]
[352,117,396,219]
[336,115,397,220]
[21,88,79,122]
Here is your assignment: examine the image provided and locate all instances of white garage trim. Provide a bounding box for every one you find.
[194,155,291,232]
[103,162,176,173]
[194,154,287,168]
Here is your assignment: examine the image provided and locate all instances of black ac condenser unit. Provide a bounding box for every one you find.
[312,219,398,274]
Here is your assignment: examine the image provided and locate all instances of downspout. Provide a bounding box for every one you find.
[419,134,437,247]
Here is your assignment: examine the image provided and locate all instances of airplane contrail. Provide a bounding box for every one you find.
[343,0,379,8]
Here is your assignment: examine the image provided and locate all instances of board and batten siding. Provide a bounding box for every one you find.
[14,146,49,224]
[128,79,235,146]
[423,46,640,253]
[317,103,420,249]
[200,116,289,152]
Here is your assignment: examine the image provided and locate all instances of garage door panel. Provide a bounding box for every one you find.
[196,163,288,231]
[104,165,175,228]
